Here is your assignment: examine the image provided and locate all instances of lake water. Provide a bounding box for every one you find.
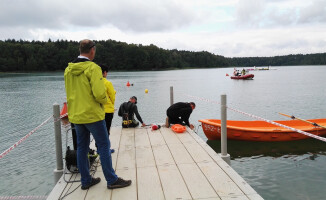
[1,65,326,199]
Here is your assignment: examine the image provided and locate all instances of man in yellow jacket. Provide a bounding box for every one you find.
[100,64,116,153]
[64,39,131,190]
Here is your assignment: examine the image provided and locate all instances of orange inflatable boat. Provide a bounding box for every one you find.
[199,119,326,142]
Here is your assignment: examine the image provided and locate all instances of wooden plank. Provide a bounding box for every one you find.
[61,173,87,199]
[208,153,258,196]
[246,193,264,200]
[220,196,249,200]
[48,126,263,200]
[110,127,122,150]
[178,163,219,199]
[135,127,151,147]
[58,174,77,199]
[187,128,211,146]
[176,131,197,144]
[187,130,228,164]
[85,171,112,200]
[46,173,73,200]
[168,143,194,164]
[109,127,122,170]
[111,168,137,200]
[152,144,175,166]
[157,164,192,200]
[136,145,156,168]
[137,166,165,200]
[116,145,136,170]
[120,128,135,150]
[187,130,262,198]
[160,127,182,145]
[116,127,136,170]
[183,142,213,163]
[148,128,166,146]
[197,161,245,197]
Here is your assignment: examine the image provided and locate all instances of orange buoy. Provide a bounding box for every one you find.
[171,124,186,133]
[126,81,130,87]
[60,102,68,118]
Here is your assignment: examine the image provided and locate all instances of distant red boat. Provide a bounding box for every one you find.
[231,74,254,80]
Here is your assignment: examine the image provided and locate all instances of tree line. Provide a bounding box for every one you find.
[0,39,325,72]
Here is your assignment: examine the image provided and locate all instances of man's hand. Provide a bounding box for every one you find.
[190,124,195,130]
[141,123,146,127]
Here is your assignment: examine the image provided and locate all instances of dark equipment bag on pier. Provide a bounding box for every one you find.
[65,146,97,173]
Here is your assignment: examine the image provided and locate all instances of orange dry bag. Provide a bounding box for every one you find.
[171,124,186,133]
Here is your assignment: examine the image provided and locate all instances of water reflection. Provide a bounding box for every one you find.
[207,139,326,159]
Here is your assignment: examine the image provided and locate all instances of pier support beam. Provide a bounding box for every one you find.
[219,94,231,165]
[53,103,63,184]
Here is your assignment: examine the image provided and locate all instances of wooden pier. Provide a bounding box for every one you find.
[47,126,263,200]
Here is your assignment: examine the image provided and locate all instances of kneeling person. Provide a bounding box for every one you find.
[166,102,195,129]
[118,96,146,128]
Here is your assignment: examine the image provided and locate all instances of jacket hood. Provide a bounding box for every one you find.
[66,62,91,76]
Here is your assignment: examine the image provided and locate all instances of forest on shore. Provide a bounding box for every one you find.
[1,39,326,72]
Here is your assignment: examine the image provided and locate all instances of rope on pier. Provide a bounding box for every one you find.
[184,93,326,142]
[0,115,53,159]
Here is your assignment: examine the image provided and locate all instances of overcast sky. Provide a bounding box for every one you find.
[1,0,325,57]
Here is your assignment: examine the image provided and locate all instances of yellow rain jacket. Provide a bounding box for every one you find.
[103,78,116,113]
[64,61,107,124]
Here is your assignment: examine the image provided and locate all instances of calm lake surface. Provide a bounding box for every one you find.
[1,65,326,199]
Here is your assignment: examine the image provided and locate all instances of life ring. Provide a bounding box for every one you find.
[171,124,186,133]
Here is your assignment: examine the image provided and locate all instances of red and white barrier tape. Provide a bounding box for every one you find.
[185,93,326,142]
[60,113,68,118]
[0,116,53,159]
[0,196,47,200]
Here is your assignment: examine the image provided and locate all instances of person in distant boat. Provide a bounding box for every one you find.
[166,102,195,129]
[118,96,146,128]
[100,64,116,154]
[242,68,246,75]
[233,68,237,76]
[64,39,131,190]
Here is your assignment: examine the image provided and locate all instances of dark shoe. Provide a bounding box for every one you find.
[81,177,101,190]
[110,149,115,153]
[107,177,132,189]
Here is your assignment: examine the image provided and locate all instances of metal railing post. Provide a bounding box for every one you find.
[170,86,174,105]
[53,103,63,184]
[220,94,231,165]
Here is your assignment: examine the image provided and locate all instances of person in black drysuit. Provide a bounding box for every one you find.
[118,96,146,128]
[166,102,195,129]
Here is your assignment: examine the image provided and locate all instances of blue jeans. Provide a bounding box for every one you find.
[74,120,118,186]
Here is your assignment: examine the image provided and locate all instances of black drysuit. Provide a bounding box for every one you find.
[118,101,143,127]
[166,102,192,127]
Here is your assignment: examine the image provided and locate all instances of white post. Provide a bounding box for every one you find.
[53,103,63,184]
[220,94,230,165]
[170,86,174,105]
